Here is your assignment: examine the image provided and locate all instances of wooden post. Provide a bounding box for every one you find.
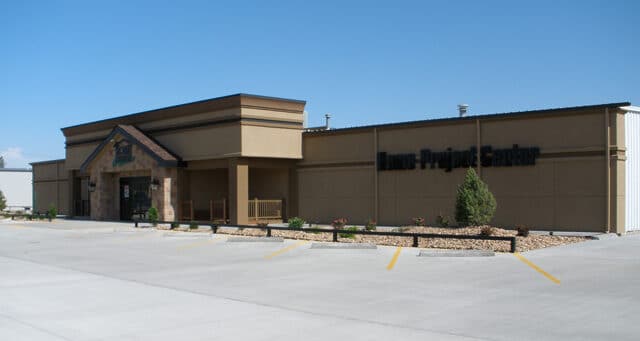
[254,198,259,221]
[222,198,226,222]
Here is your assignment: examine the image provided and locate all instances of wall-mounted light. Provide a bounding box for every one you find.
[88,182,96,192]
[150,178,160,190]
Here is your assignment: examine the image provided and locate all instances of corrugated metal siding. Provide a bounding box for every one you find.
[626,112,640,231]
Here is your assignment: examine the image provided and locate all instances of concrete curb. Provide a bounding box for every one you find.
[590,233,619,240]
[226,237,284,242]
[418,249,494,257]
[310,243,377,249]
[163,232,212,238]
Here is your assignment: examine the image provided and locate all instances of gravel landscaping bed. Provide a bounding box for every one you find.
[158,224,589,252]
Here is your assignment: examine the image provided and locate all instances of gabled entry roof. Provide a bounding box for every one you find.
[79,125,182,172]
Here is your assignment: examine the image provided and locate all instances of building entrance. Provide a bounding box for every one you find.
[119,177,151,220]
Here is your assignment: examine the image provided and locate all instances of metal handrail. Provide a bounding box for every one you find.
[133,220,517,252]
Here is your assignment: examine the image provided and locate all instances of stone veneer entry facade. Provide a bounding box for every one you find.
[31,94,640,233]
[86,131,178,221]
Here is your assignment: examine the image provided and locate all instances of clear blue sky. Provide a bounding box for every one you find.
[1,0,638,168]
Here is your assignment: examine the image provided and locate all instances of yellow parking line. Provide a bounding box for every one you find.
[386,247,403,270]
[514,252,560,284]
[177,237,223,251]
[264,241,309,259]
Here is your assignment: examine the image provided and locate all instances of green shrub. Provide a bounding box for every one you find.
[0,190,6,212]
[147,207,159,226]
[365,218,377,231]
[412,217,425,226]
[189,222,199,230]
[436,214,450,227]
[171,222,180,229]
[516,225,530,237]
[288,217,305,228]
[339,226,358,239]
[47,204,57,221]
[455,168,497,226]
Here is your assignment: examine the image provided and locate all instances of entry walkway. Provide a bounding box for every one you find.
[0,220,638,340]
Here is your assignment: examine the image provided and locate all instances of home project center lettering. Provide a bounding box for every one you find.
[377,145,540,172]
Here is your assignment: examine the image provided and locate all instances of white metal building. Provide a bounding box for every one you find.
[623,106,640,232]
[0,168,33,211]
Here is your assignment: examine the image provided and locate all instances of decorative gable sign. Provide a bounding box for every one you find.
[377,144,540,172]
[113,140,135,167]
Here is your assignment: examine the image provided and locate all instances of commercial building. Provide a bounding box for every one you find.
[0,167,33,211]
[31,94,640,233]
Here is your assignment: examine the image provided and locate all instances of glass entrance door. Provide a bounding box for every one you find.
[119,177,151,220]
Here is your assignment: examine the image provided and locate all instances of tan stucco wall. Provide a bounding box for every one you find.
[39,94,627,232]
[152,124,242,161]
[32,160,68,214]
[63,95,305,170]
[66,143,100,170]
[298,166,374,224]
[241,125,302,159]
[298,108,625,232]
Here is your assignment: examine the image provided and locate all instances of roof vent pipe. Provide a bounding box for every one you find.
[325,113,331,129]
[458,104,469,117]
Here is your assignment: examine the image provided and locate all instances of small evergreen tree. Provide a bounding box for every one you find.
[0,190,6,211]
[47,204,57,221]
[147,207,159,226]
[455,168,497,226]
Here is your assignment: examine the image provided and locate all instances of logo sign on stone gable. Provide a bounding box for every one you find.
[113,140,135,167]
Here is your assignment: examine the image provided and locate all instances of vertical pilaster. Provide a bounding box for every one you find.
[229,158,249,225]
[288,167,298,220]
[610,110,626,234]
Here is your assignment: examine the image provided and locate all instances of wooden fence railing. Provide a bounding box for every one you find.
[248,198,282,221]
[210,199,227,223]
[180,198,278,222]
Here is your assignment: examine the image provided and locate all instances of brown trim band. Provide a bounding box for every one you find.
[538,151,605,159]
[33,179,68,183]
[297,161,375,169]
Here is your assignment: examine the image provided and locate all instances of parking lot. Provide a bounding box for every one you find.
[1,219,638,340]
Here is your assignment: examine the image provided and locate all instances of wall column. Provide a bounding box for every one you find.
[152,167,178,222]
[610,110,626,234]
[229,158,249,225]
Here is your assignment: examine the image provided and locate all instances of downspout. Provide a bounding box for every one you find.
[374,127,379,223]
[605,108,611,233]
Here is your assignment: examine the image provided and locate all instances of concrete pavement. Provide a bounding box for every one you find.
[0,219,638,340]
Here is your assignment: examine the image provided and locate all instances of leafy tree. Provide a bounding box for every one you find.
[455,168,497,226]
[0,190,6,211]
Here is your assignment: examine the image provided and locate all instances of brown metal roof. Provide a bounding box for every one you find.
[304,101,631,136]
[117,125,178,162]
